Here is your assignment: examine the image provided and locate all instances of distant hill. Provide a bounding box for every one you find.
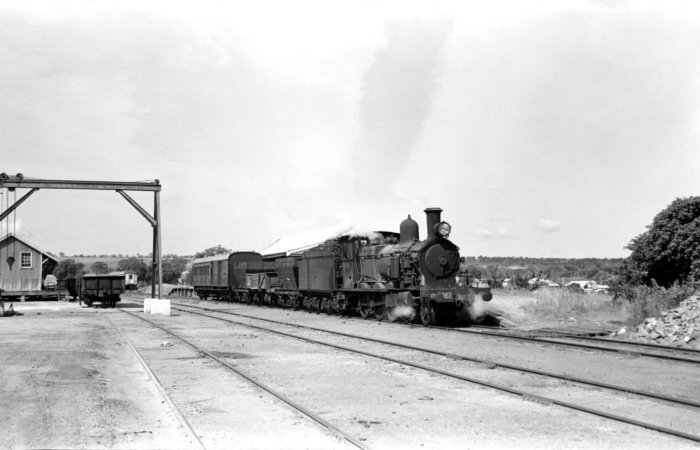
[58,256,152,271]
[461,256,625,285]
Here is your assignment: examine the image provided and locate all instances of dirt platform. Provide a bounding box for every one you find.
[0,301,196,449]
[2,299,698,450]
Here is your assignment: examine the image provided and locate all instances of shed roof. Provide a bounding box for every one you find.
[0,233,57,263]
[260,225,387,258]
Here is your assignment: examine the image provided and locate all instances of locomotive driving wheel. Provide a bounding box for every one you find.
[420,303,436,326]
[373,305,385,321]
[359,307,371,319]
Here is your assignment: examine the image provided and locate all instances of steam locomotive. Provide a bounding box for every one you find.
[192,208,491,325]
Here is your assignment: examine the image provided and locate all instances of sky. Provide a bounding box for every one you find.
[1,0,699,258]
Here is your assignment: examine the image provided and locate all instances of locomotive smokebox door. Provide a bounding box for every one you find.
[419,241,460,280]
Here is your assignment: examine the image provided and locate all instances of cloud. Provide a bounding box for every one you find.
[353,17,451,198]
[473,226,513,239]
[538,219,561,233]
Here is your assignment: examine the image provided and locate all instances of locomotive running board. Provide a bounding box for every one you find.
[340,288,391,293]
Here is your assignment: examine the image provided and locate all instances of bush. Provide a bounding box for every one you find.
[624,282,697,327]
[626,196,700,286]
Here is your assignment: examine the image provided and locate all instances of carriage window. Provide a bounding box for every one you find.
[21,252,32,268]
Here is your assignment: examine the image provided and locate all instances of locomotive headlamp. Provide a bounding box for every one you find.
[437,221,451,238]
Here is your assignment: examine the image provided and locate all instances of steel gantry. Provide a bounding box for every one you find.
[0,173,163,299]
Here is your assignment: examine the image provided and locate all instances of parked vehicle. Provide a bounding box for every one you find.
[565,280,609,294]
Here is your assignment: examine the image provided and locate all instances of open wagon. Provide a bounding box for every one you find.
[80,274,125,308]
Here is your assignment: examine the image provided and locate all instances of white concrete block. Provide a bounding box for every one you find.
[144,298,155,314]
[150,299,171,316]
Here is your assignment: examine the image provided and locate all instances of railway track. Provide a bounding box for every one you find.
[441,325,700,364]
[129,297,700,444]
[534,326,700,353]
[104,314,206,450]
[165,294,700,365]
[115,307,367,450]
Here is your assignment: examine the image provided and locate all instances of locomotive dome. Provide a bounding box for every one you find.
[400,215,419,243]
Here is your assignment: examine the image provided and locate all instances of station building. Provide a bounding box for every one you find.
[0,234,58,299]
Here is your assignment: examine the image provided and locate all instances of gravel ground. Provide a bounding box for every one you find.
[1,299,699,450]
[0,302,194,449]
[181,298,700,405]
[135,297,700,448]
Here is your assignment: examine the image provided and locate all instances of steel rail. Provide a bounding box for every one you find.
[117,308,367,450]
[127,300,700,444]
[104,315,206,450]
[522,327,700,355]
[161,300,700,410]
[435,325,700,364]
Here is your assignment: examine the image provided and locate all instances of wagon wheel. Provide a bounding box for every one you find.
[420,304,436,326]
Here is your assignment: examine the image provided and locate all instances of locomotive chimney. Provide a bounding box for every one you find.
[424,207,443,238]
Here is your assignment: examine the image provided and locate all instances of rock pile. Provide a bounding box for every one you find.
[614,296,700,349]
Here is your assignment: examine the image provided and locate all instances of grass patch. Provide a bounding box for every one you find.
[488,285,697,331]
[520,288,627,328]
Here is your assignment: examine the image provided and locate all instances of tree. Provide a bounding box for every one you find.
[90,261,110,274]
[118,257,148,283]
[164,257,188,284]
[194,245,231,259]
[53,259,86,280]
[626,196,700,286]
[145,256,190,284]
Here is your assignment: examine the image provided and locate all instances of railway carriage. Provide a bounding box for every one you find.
[192,253,230,299]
